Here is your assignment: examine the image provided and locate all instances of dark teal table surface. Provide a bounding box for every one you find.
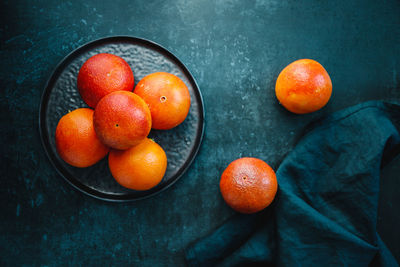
[1,0,399,265]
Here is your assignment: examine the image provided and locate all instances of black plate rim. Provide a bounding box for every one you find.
[38,35,205,202]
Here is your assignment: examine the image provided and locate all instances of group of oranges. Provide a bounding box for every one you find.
[56,53,332,214]
[220,59,332,214]
[55,53,191,191]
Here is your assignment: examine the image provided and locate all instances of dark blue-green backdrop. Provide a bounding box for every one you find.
[1,0,399,265]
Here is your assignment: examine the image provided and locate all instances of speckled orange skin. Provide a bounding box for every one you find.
[55,108,109,168]
[220,157,278,214]
[108,138,167,191]
[275,59,332,114]
[134,72,191,130]
[77,53,134,108]
[93,91,152,150]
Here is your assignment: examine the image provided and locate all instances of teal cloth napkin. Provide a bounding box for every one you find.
[186,101,400,266]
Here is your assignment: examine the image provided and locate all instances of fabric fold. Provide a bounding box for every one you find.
[185,101,400,266]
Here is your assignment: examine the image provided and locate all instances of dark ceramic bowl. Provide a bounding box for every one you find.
[39,36,204,201]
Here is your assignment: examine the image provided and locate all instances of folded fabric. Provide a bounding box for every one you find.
[185,101,400,266]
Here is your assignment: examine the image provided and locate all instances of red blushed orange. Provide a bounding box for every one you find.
[275,59,332,114]
[220,157,278,214]
[134,72,191,130]
[55,108,109,168]
[93,91,152,150]
[77,53,134,108]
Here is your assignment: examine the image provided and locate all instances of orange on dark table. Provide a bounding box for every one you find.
[275,59,332,114]
[220,157,278,214]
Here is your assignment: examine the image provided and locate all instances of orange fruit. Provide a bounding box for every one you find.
[93,91,152,150]
[55,108,109,168]
[108,138,167,191]
[134,72,191,130]
[77,53,134,108]
[275,59,332,114]
[220,157,278,214]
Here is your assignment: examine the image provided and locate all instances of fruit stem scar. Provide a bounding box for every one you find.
[160,96,167,102]
[243,176,247,180]
[115,124,119,127]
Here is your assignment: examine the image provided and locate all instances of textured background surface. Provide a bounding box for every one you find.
[1,0,399,265]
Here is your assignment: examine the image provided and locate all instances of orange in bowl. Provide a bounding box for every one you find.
[134,72,191,130]
[55,108,109,168]
[77,53,134,108]
[108,138,167,191]
[93,91,152,150]
[275,59,332,114]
